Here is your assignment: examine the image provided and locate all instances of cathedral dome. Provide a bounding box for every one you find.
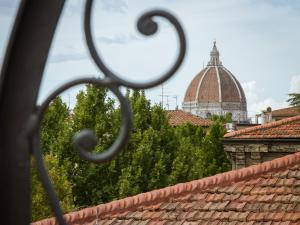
[182,41,248,122]
[183,62,246,104]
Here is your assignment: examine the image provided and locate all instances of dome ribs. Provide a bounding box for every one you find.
[219,67,240,102]
[215,66,222,103]
[195,66,211,102]
[198,67,219,102]
[183,71,204,102]
[222,67,246,103]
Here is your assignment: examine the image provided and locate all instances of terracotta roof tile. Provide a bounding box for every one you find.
[224,115,300,139]
[226,201,246,211]
[33,152,300,225]
[167,110,212,127]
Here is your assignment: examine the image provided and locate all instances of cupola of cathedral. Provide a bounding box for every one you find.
[208,41,222,66]
[182,41,248,123]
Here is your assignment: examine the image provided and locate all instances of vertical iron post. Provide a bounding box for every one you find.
[0,0,65,224]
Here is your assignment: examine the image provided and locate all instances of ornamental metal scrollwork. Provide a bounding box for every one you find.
[28,0,186,224]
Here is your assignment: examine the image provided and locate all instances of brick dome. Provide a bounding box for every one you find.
[182,41,248,122]
[184,65,246,103]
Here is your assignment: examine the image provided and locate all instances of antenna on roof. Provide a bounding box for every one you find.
[159,85,171,110]
[173,95,178,110]
[164,95,170,110]
[68,93,70,109]
[161,84,164,108]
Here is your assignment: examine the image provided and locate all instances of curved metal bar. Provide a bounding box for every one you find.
[84,0,186,89]
[36,78,132,163]
[32,131,67,225]
[31,78,132,224]
[0,1,65,224]
[29,1,186,224]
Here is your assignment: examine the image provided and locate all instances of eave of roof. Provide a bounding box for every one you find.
[224,115,300,139]
[32,151,300,225]
[272,106,300,117]
[222,138,300,144]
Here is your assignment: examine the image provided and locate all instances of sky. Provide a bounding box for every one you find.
[1,0,300,119]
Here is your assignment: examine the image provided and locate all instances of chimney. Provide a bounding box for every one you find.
[261,107,272,124]
[261,111,266,124]
[266,107,272,122]
[225,122,237,132]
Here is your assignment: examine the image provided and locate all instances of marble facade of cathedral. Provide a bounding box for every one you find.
[182,41,248,123]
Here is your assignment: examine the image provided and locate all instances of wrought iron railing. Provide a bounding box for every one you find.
[0,0,186,224]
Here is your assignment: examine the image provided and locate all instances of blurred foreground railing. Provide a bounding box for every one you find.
[0,0,186,224]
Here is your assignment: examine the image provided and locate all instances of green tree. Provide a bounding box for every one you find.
[60,84,119,206]
[43,87,231,211]
[116,92,176,198]
[31,153,75,221]
[287,93,300,109]
[41,97,69,154]
[168,123,205,184]
[201,121,231,176]
[210,113,232,123]
[32,96,75,221]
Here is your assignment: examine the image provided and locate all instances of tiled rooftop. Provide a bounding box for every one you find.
[33,152,300,225]
[167,110,212,127]
[224,115,300,139]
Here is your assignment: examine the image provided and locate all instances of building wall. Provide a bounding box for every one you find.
[182,101,248,122]
[224,143,300,169]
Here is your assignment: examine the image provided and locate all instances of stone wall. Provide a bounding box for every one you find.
[182,101,248,122]
[224,143,300,169]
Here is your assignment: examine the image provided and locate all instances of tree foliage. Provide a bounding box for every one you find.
[287,93,300,109]
[210,113,232,123]
[32,97,75,221]
[34,86,230,220]
[60,84,118,206]
[201,122,231,176]
[31,153,75,221]
[41,97,69,154]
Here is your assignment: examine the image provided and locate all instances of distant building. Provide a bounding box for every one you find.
[256,106,300,124]
[223,115,300,169]
[182,41,248,123]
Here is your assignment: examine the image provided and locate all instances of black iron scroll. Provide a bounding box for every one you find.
[1,0,186,224]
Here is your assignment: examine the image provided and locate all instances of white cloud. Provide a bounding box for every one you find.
[289,75,300,93]
[1,0,297,112]
[97,34,139,45]
[242,81,288,117]
[242,74,300,118]
[242,80,258,102]
[99,0,128,13]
